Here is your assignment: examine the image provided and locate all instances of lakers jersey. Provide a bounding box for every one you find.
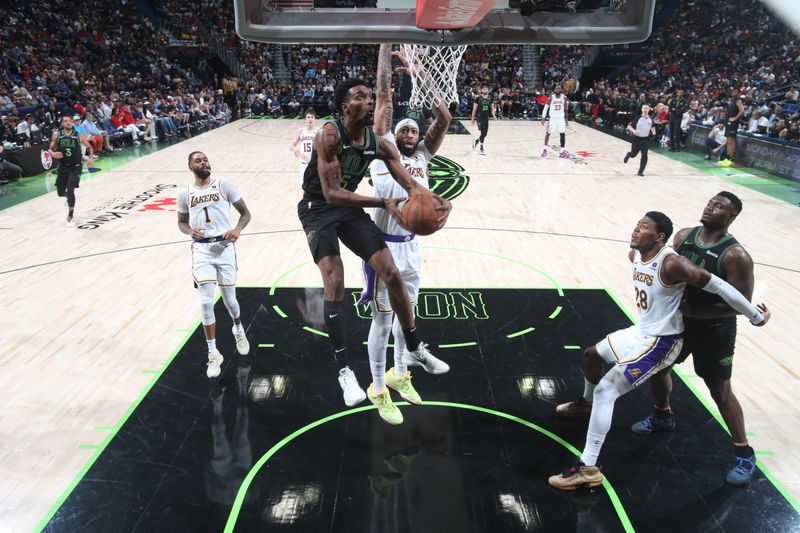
[177,179,241,238]
[298,127,318,165]
[369,133,431,235]
[550,94,567,119]
[632,246,685,336]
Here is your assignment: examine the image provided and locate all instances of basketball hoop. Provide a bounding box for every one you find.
[399,44,467,109]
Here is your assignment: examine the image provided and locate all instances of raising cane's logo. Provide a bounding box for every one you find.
[41,150,53,170]
[79,184,177,229]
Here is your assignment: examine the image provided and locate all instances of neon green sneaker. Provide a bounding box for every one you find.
[367,384,403,425]
[386,368,422,405]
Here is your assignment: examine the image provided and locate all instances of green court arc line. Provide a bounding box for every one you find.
[563,345,581,350]
[257,343,275,348]
[303,326,329,337]
[272,304,287,318]
[438,341,478,348]
[77,444,101,450]
[32,298,216,533]
[506,326,535,338]
[142,370,159,374]
[94,426,115,431]
[269,260,315,295]
[604,287,800,514]
[755,450,775,457]
[222,401,634,533]
[549,306,563,319]
[175,329,191,333]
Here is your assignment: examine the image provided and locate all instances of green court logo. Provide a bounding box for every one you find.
[352,289,488,320]
[428,155,470,201]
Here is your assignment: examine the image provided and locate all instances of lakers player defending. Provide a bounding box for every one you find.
[290,108,319,185]
[177,151,252,378]
[357,44,451,424]
[548,212,770,490]
[541,85,570,158]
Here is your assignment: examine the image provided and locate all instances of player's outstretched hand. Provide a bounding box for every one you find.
[432,193,451,228]
[224,227,242,243]
[191,227,206,240]
[382,197,405,224]
[753,303,770,326]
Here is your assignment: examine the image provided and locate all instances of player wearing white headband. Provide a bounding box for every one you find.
[358,44,452,425]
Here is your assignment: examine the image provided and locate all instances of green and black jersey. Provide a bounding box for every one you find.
[302,118,379,203]
[676,226,742,307]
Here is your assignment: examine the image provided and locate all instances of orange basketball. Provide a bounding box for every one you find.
[400,194,443,236]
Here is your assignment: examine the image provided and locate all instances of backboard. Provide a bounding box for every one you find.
[233,0,657,46]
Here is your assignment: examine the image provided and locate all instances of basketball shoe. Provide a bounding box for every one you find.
[556,396,592,416]
[66,217,76,228]
[726,454,756,486]
[548,463,604,490]
[559,149,570,159]
[479,145,486,155]
[386,368,422,405]
[541,147,547,157]
[338,366,367,406]
[367,384,403,425]
[232,325,250,355]
[631,411,675,434]
[207,350,224,378]
[472,139,479,151]
[405,343,449,374]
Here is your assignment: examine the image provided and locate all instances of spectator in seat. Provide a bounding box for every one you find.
[705,121,727,160]
[110,107,142,146]
[747,111,769,134]
[83,111,118,153]
[16,115,42,146]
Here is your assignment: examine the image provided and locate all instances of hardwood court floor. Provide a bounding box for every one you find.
[0,118,797,532]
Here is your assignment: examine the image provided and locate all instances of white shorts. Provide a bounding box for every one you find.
[365,240,421,314]
[547,117,566,134]
[595,325,683,388]
[192,241,237,286]
[298,162,308,185]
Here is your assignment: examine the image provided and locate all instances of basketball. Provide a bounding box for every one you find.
[401,194,442,236]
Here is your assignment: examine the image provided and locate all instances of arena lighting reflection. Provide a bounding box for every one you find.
[263,484,322,524]
[516,375,557,400]
[249,375,290,401]
[498,493,541,529]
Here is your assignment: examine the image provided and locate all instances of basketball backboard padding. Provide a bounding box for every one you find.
[234,0,657,46]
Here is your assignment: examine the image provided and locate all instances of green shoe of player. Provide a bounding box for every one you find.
[386,368,422,405]
[368,384,404,425]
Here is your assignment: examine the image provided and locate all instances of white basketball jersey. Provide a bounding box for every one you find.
[369,133,431,235]
[632,246,685,336]
[299,127,318,164]
[550,94,567,119]
[177,179,241,238]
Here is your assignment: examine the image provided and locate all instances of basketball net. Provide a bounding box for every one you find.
[399,44,467,109]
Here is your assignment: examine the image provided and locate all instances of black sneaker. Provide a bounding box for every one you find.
[472,139,479,151]
[623,153,630,164]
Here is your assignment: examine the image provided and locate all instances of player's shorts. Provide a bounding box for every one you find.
[725,121,739,138]
[192,241,237,286]
[672,317,737,380]
[359,238,421,313]
[298,200,387,264]
[596,325,683,387]
[55,164,82,195]
[298,162,308,185]
[547,117,566,134]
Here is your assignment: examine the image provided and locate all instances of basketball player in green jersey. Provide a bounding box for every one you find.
[297,78,452,407]
[631,191,761,485]
[471,86,496,155]
[49,115,94,227]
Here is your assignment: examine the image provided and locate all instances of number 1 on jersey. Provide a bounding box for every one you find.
[203,207,211,224]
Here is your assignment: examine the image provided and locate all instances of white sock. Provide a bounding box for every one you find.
[583,378,596,402]
[392,315,407,376]
[580,431,605,467]
[207,338,217,353]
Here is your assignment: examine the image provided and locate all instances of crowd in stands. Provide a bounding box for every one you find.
[572,0,800,152]
[3,0,800,184]
[0,0,233,184]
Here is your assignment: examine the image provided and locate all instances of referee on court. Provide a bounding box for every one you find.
[624,104,657,177]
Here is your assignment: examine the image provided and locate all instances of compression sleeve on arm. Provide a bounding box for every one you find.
[542,104,549,118]
[702,274,764,324]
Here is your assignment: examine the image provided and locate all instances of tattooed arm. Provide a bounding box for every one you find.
[374,43,394,136]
